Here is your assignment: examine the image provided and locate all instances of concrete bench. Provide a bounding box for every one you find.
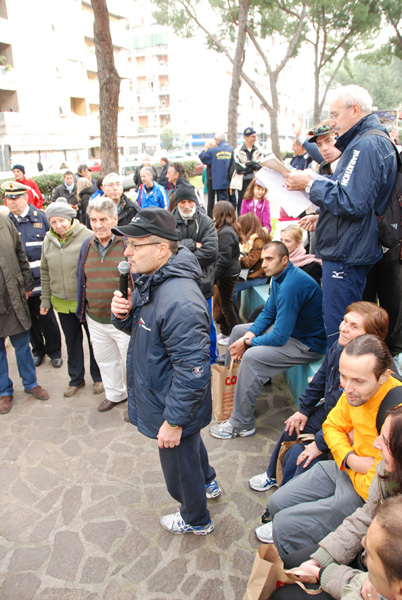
[239,284,324,407]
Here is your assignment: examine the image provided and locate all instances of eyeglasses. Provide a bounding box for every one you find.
[104,182,121,188]
[126,241,161,251]
[329,106,353,120]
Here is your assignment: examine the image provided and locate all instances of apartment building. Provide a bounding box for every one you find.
[0,0,137,173]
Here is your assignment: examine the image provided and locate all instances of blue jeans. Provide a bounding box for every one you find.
[233,277,268,319]
[0,330,37,396]
[266,405,328,483]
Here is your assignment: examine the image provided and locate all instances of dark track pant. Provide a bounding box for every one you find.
[159,431,215,526]
[58,312,101,386]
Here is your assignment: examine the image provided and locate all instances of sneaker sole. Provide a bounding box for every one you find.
[249,481,278,492]
[206,489,221,499]
[160,520,214,535]
[209,427,256,440]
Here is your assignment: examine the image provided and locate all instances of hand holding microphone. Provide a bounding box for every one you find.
[111,261,133,319]
[118,260,131,299]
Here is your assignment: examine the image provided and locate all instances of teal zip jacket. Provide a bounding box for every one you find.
[249,262,327,354]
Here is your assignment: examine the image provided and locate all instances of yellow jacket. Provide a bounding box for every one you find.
[323,375,402,501]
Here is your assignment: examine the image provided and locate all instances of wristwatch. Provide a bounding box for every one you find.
[304,182,312,194]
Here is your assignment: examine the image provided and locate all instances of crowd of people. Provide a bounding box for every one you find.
[1,83,402,599]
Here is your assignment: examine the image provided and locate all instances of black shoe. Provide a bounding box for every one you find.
[51,357,63,368]
[33,355,44,367]
[261,509,271,524]
[215,356,226,366]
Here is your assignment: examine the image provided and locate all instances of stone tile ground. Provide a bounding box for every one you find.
[0,344,295,600]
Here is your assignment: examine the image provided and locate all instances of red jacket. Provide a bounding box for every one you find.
[20,177,44,209]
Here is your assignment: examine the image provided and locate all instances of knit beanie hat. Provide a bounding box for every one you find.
[45,197,76,221]
[12,164,25,174]
[174,184,198,205]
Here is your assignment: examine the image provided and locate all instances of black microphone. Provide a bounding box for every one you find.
[118,260,131,299]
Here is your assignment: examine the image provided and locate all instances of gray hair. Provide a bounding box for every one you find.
[140,166,154,178]
[215,132,227,142]
[333,85,373,114]
[87,197,117,218]
[103,172,122,186]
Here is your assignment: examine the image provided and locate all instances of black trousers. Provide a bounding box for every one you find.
[159,430,215,526]
[28,295,62,359]
[58,312,101,386]
[214,276,239,336]
[363,244,402,356]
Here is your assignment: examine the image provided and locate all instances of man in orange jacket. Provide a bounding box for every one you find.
[256,334,402,557]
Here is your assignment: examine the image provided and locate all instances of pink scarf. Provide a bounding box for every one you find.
[290,244,322,267]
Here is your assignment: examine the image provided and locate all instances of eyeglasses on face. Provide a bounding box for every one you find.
[104,181,122,188]
[329,105,353,120]
[126,241,161,251]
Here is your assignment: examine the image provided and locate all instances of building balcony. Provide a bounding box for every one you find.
[137,106,156,114]
[82,11,131,48]
[0,66,16,91]
[0,17,12,45]
[137,126,159,136]
[0,110,20,135]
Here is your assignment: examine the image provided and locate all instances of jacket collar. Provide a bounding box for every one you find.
[334,113,385,152]
[274,261,293,284]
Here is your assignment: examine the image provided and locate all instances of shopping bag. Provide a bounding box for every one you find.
[275,434,315,486]
[243,544,321,600]
[212,360,240,422]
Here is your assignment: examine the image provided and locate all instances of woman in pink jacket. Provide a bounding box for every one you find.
[240,178,271,231]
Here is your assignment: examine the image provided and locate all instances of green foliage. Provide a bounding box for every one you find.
[31,173,65,204]
[0,173,65,205]
[359,1,402,64]
[335,56,402,109]
[181,161,200,178]
[160,127,174,151]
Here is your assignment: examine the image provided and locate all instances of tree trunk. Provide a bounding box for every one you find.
[227,0,250,146]
[267,71,281,158]
[91,0,120,175]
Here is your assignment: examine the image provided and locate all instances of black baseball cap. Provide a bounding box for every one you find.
[112,207,179,241]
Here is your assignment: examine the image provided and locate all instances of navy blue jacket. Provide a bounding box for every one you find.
[8,205,49,296]
[298,342,343,452]
[112,246,212,439]
[199,141,234,190]
[249,262,327,354]
[312,114,397,265]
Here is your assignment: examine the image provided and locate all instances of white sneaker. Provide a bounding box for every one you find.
[217,333,227,341]
[249,473,278,492]
[209,419,256,439]
[255,521,274,543]
[160,511,214,535]
[218,336,230,346]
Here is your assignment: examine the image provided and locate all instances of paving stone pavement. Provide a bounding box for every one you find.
[0,345,296,600]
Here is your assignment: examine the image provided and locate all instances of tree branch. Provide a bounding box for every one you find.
[275,0,308,75]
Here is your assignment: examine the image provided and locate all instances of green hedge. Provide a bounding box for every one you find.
[0,173,65,205]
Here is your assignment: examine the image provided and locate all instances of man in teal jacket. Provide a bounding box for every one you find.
[210,241,326,439]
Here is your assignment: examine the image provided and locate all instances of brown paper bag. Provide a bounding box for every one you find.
[212,360,240,422]
[276,433,316,486]
[243,544,321,600]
